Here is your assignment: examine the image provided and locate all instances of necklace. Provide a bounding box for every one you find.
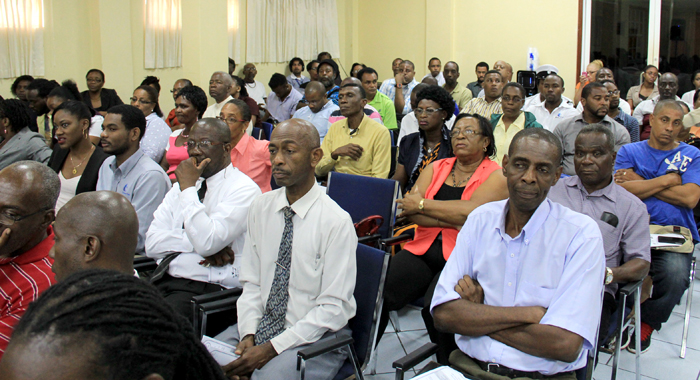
[451,166,472,187]
[247,81,257,88]
[69,145,95,175]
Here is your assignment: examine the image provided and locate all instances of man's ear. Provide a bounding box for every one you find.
[141,374,164,380]
[130,127,141,143]
[42,210,55,229]
[501,155,509,175]
[83,236,101,263]
[310,147,323,168]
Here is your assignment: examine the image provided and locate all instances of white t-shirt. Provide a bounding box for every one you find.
[245,81,267,105]
[56,171,81,211]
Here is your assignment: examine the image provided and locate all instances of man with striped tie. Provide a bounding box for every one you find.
[219,119,357,380]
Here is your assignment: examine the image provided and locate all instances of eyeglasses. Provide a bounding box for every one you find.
[243,67,256,72]
[217,115,247,124]
[186,140,226,150]
[450,129,482,138]
[608,90,620,96]
[502,96,523,103]
[0,208,50,226]
[130,97,154,105]
[414,108,442,116]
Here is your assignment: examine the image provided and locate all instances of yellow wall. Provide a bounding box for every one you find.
[0,0,579,103]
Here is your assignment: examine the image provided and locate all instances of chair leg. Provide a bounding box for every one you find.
[634,288,641,380]
[612,292,627,380]
[681,258,696,359]
[390,310,401,332]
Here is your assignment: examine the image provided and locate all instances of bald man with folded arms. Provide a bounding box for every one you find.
[50,191,139,282]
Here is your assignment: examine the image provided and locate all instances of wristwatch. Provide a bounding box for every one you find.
[604,267,614,285]
[418,198,425,214]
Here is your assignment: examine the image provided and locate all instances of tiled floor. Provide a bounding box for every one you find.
[365,276,700,380]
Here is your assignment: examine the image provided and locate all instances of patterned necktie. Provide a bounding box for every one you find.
[255,206,295,345]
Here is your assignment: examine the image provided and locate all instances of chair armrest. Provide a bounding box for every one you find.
[381,235,413,247]
[296,336,354,364]
[619,279,643,296]
[392,342,438,371]
[358,234,382,245]
[198,295,241,313]
[192,288,243,306]
[133,256,157,271]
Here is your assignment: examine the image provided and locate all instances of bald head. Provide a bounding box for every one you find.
[341,77,362,87]
[193,117,231,144]
[421,77,438,86]
[494,60,513,82]
[0,161,59,258]
[658,72,679,100]
[274,119,320,150]
[306,81,327,95]
[51,192,138,281]
[269,119,323,192]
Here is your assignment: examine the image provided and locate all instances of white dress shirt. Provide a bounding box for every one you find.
[145,164,261,288]
[237,184,357,353]
[422,72,445,86]
[245,81,267,105]
[397,111,455,147]
[203,95,234,119]
[631,95,682,124]
[524,98,579,131]
[681,89,696,110]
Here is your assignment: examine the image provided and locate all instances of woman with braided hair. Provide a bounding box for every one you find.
[0,269,228,380]
[0,99,52,171]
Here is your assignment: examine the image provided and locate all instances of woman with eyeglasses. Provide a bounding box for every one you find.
[489,83,543,166]
[219,99,271,192]
[627,65,659,109]
[48,101,109,211]
[379,113,509,363]
[393,85,455,193]
[80,69,123,117]
[160,85,208,182]
[130,85,170,163]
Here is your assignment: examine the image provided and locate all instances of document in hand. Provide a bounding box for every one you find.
[411,365,472,380]
[202,335,240,366]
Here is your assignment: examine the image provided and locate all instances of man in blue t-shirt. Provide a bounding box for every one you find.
[614,99,700,354]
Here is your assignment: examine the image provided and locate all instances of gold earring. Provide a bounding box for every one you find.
[483,146,487,152]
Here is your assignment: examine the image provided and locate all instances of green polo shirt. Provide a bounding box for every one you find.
[368,91,398,130]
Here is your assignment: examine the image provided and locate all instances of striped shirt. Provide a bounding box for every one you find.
[378,78,419,115]
[460,97,503,120]
[0,227,56,357]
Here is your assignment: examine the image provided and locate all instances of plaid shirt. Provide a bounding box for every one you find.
[378,79,418,114]
[0,227,55,357]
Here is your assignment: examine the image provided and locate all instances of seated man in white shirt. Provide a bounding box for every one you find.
[146,118,261,334]
[431,128,605,379]
[422,57,445,86]
[265,73,303,123]
[524,74,578,131]
[203,72,234,118]
[219,119,357,380]
[50,191,140,281]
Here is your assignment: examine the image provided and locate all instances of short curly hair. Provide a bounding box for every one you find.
[176,85,208,119]
[415,85,455,116]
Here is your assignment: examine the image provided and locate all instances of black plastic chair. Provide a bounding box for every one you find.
[191,288,242,339]
[297,243,390,380]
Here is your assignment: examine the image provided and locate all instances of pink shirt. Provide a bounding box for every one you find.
[231,134,272,192]
[165,129,189,180]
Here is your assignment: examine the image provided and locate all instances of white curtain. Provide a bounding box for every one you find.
[0,0,44,79]
[246,0,339,63]
[228,0,241,62]
[144,0,181,69]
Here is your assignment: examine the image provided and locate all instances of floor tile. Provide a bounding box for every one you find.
[392,306,428,332]
[371,332,406,375]
[363,372,397,380]
[613,339,700,379]
[652,312,699,351]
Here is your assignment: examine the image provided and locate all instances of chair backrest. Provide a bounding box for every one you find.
[252,126,263,140]
[351,243,389,367]
[261,122,274,141]
[326,172,400,239]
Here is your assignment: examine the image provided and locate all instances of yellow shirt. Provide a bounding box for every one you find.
[493,112,526,166]
[445,83,473,111]
[316,115,392,178]
[461,97,503,120]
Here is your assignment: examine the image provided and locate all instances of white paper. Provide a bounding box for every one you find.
[410,366,470,380]
[202,335,240,366]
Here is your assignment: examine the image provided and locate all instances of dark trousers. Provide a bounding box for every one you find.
[640,249,692,330]
[377,238,456,363]
[598,292,617,347]
[154,273,237,336]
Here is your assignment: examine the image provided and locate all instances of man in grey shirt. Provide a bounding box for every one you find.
[96,105,170,254]
[549,124,649,347]
[554,82,630,175]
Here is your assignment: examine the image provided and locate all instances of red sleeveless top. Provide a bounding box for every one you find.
[402,157,501,260]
